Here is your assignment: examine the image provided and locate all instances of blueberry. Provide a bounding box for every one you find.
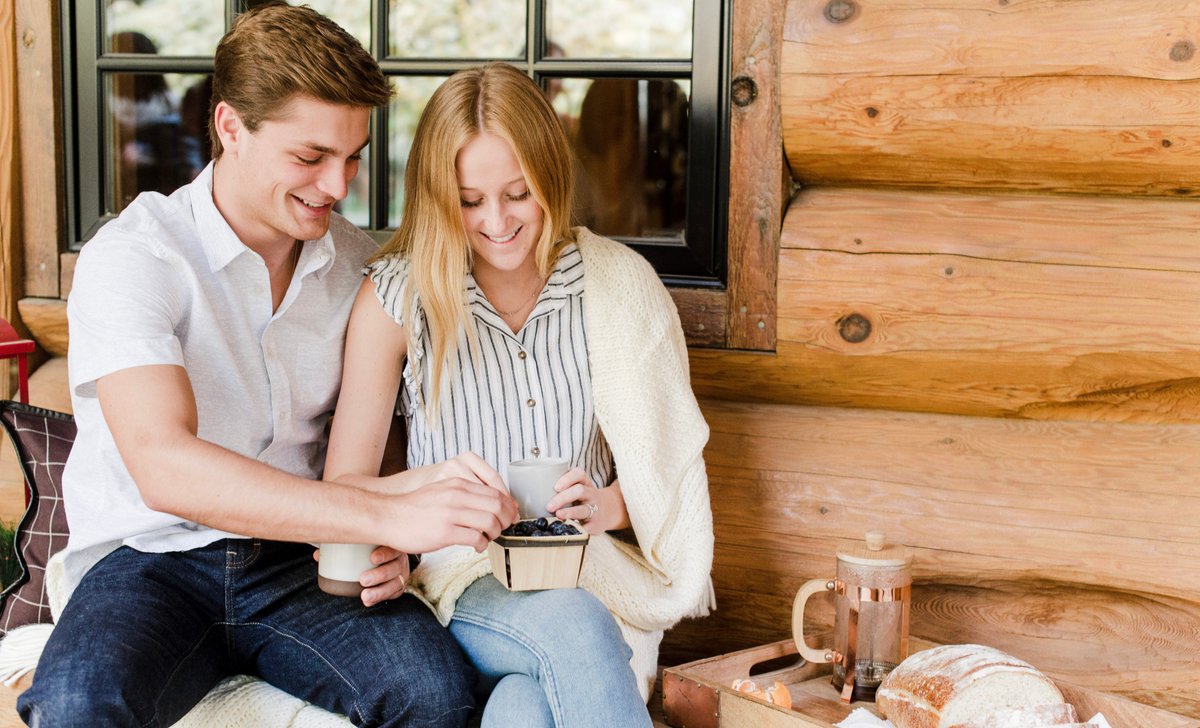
[550,521,568,536]
[534,517,550,531]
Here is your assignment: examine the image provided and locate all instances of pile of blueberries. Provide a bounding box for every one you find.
[502,517,582,538]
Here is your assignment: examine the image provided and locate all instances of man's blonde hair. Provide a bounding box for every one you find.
[208,3,392,159]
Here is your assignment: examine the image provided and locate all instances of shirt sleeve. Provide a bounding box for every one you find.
[67,235,187,399]
[364,255,411,327]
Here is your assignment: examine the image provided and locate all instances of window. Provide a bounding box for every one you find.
[63,0,730,286]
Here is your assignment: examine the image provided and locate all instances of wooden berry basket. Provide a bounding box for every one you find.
[487,520,589,591]
[661,638,1200,728]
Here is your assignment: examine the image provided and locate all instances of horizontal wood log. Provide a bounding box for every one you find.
[784,0,1200,80]
[664,399,1200,716]
[781,0,1200,193]
[13,284,728,356]
[17,296,66,357]
[690,187,1200,423]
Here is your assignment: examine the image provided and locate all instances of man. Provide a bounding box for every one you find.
[18,5,516,726]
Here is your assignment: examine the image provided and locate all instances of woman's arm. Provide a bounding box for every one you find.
[324,278,409,488]
[324,279,510,495]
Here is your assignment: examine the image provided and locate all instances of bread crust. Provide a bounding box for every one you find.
[876,644,1064,728]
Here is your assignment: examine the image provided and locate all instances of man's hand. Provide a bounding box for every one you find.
[400,452,508,495]
[389,476,518,554]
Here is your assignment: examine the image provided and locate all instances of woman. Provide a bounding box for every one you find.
[324,63,714,727]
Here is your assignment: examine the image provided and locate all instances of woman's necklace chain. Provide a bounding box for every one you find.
[495,278,544,317]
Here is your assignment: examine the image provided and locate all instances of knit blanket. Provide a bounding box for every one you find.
[409,229,716,700]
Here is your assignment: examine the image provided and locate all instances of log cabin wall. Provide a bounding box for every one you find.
[664,0,1200,718]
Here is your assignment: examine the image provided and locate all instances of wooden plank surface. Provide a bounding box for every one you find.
[16,297,66,357]
[781,74,1200,195]
[0,0,18,400]
[784,0,1200,80]
[660,399,1200,717]
[689,188,1200,423]
[781,0,1200,194]
[15,0,62,297]
[725,0,786,350]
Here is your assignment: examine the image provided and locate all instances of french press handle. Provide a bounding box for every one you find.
[791,577,840,664]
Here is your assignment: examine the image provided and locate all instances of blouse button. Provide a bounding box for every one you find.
[531,447,541,456]
[518,351,527,360]
[526,398,536,407]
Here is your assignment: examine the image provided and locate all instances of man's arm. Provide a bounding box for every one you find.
[97,363,514,554]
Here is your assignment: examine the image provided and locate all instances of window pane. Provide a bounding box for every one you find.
[339,144,371,228]
[547,0,692,59]
[387,76,448,227]
[105,0,224,56]
[294,0,372,53]
[104,73,211,214]
[554,78,690,239]
[388,0,524,59]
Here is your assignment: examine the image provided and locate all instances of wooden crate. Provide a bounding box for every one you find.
[662,639,1200,728]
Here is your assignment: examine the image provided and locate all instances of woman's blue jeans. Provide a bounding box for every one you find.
[18,539,475,727]
[448,577,652,728]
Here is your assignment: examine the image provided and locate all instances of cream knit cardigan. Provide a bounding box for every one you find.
[407,228,717,701]
[0,228,714,722]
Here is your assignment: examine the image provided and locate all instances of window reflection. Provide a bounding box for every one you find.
[547,0,692,59]
[388,0,524,59]
[105,65,208,213]
[554,78,690,239]
[105,0,224,56]
[387,76,448,227]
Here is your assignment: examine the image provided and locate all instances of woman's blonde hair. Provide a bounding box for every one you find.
[374,63,575,413]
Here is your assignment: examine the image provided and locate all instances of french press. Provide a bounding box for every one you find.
[792,531,912,702]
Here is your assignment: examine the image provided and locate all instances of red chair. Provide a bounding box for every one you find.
[0,316,35,404]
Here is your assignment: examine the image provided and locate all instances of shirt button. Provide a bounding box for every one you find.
[526,398,536,407]
[531,447,541,456]
[518,351,527,360]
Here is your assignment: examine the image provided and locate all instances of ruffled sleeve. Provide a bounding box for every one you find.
[364,255,426,412]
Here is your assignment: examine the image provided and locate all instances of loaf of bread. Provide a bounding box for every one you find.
[876,644,1066,728]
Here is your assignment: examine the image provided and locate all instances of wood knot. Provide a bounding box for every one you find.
[1170,40,1195,62]
[22,28,35,48]
[865,107,879,118]
[1162,139,1173,148]
[837,313,872,343]
[824,0,857,23]
[731,76,758,107]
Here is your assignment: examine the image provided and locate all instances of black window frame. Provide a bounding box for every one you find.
[61,0,730,287]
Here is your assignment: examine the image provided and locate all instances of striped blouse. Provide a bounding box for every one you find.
[366,243,614,493]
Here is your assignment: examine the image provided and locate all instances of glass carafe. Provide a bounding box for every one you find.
[792,531,912,702]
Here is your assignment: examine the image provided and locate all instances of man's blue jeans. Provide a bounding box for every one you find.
[18,539,475,727]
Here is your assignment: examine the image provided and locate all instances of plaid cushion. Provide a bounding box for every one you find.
[0,401,75,636]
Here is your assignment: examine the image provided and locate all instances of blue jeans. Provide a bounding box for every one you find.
[448,577,651,728]
[18,539,475,727]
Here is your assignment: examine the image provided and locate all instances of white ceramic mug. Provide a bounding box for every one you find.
[506,457,570,519]
[317,543,376,597]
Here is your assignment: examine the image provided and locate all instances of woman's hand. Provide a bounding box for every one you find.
[313,545,411,607]
[546,470,630,534]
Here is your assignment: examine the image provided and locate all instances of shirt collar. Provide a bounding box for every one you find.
[466,241,584,311]
[189,161,337,276]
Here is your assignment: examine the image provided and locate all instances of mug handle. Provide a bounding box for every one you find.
[792,577,836,664]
